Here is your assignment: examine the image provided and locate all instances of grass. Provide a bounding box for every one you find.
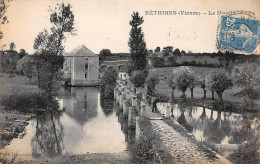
[0,73,40,99]
[130,117,174,164]
[151,66,243,104]
[0,73,56,113]
[155,80,243,104]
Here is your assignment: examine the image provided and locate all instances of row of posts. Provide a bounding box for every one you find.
[114,80,172,140]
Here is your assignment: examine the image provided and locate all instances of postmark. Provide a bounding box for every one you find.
[217,11,260,53]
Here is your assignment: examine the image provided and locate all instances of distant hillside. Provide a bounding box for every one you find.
[101,53,131,61]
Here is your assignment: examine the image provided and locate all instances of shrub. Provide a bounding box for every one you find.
[1,92,59,113]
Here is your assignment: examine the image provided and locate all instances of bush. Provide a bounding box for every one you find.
[229,137,260,164]
[1,92,59,113]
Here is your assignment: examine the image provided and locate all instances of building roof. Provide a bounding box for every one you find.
[66,45,98,57]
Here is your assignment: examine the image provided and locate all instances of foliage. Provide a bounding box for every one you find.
[130,70,148,88]
[1,92,59,113]
[146,71,159,95]
[229,137,260,164]
[175,70,195,97]
[100,68,117,99]
[99,49,112,61]
[150,56,165,67]
[173,48,181,56]
[33,2,76,92]
[232,61,260,99]
[210,70,233,102]
[166,73,176,91]
[154,46,160,53]
[16,55,36,82]
[0,50,19,73]
[128,12,148,71]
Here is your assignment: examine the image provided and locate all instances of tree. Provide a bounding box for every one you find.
[176,71,190,98]
[18,49,26,59]
[130,70,148,88]
[181,50,186,55]
[187,73,197,99]
[49,2,76,56]
[211,71,233,102]
[9,42,15,51]
[173,48,181,56]
[16,55,36,83]
[162,46,173,56]
[146,71,159,96]
[206,74,215,100]
[99,49,112,60]
[154,47,160,53]
[128,12,147,71]
[0,0,12,39]
[33,2,76,92]
[232,61,260,99]
[100,67,117,99]
[167,73,176,99]
[197,76,207,99]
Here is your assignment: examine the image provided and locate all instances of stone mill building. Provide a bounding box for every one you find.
[63,45,100,86]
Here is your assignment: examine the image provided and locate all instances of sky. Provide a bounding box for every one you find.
[0,0,260,54]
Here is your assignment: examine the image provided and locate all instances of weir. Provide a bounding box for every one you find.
[114,79,232,164]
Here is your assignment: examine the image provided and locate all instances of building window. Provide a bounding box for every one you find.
[85,58,88,69]
[85,72,88,79]
[124,74,126,77]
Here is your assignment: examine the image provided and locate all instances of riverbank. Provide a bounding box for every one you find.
[0,73,39,150]
[2,152,131,164]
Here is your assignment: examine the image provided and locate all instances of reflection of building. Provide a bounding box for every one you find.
[63,45,99,86]
[63,87,98,125]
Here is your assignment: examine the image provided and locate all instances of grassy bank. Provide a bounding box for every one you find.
[0,73,40,150]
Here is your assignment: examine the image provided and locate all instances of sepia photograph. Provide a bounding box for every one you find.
[0,0,259,164]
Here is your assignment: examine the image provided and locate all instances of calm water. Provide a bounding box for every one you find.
[170,103,260,157]
[0,87,128,161]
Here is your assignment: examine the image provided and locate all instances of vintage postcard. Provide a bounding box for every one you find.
[0,0,259,164]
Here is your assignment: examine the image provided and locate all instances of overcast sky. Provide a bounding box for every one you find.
[0,0,260,54]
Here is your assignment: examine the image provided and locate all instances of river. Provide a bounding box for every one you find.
[0,87,130,163]
[0,87,259,163]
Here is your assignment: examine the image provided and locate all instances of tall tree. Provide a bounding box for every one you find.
[49,2,76,56]
[33,2,76,92]
[128,11,147,71]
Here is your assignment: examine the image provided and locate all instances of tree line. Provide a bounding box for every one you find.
[0,3,76,94]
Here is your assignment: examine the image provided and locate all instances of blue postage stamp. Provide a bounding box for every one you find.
[218,16,260,53]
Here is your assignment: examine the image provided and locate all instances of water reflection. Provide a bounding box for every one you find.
[171,103,259,146]
[0,87,128,162]
[31,112,64,159]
